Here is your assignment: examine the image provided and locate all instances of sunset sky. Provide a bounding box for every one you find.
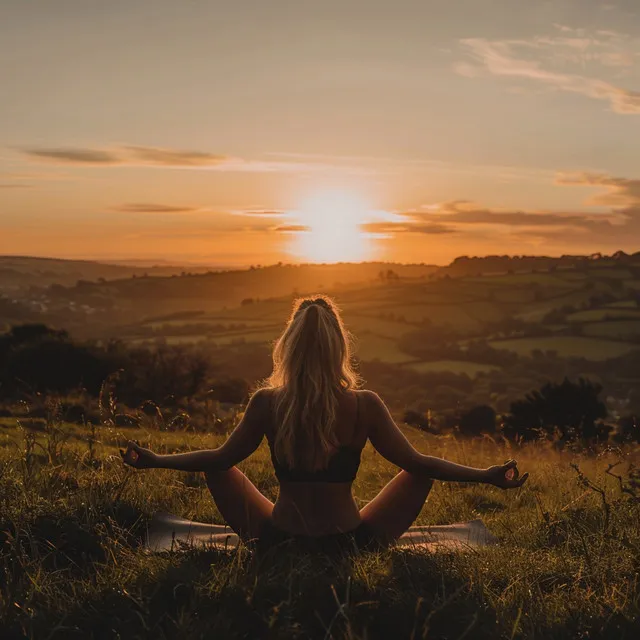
[1,0,640,266]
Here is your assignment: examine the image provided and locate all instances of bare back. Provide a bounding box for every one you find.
[263,389,368,535]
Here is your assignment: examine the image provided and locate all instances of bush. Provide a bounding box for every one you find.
[458,405,497,437]
[503,377,607,443]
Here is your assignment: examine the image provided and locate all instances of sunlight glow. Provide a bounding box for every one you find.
[287,190,380,263]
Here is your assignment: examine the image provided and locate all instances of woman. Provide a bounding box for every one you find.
[122,296,528,553]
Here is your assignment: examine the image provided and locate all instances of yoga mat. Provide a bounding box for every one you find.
[146,512,498,553]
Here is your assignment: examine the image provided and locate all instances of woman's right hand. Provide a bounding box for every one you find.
[120,440,158,469]
[485,459,529,489]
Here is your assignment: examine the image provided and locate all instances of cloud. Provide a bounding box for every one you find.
[456,27,640,114]
[230,208,288,217]
[411,201,619,230]
[556,172,640,206]
[273,224,310,233]
[0,183,32,189]
[113,203,202,214]
[24,148,120,164]
[20,146,377,175]
[362,221,457,235]
[123,146,231,167]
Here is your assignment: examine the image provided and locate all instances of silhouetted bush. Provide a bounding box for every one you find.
[503,377,607,444]
[458,405,496,437]
[403,409,430,432]
[614,415,639,444]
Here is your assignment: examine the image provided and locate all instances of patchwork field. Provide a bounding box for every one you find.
[488,336,639,360]
[116,263,640,374]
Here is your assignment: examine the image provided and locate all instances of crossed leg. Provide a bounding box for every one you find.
[204,467,273,541]
[359,471,434,543]
[204,467,433,546]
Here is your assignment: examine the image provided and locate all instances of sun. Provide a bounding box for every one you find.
[287,190,375,263]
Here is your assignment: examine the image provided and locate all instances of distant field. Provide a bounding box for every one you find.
[567,308,640,322]
[346,316,415,338]
[582,320,640,340]
[353,334,413,363]
[131,335,212,345]
[467,273,575,287]
[587,267,633,279]
[145,317,274,330]
[402,360,500,376]
[490,288,536,303]
[489,336,639,360]
[379,304,479,329]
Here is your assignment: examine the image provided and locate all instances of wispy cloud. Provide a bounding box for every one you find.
[456,25,640,114]
[25,148,120,164]
[556,172,640,206]
[367,172,640,249]
[402,201,621,235]
[113,203,202,214]
[273,224,310,233]
[230,208,288,218]
[362,221,457,235]
[20,145,377,175]
[123,146,230,167]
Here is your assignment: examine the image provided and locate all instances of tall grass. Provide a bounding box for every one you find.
[0,409,639,639]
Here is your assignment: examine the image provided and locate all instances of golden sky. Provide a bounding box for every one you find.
[1,1,640,265]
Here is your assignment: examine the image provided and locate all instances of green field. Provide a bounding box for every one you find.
[582,320,640,340]
[353,334,414,363]
[606,300,639,308]
[567,309,640,322]
[402,360,500,376]
[488,336,640,360]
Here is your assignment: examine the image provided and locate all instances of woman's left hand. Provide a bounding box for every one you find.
[485,459,529,489]
[120,441,158,469]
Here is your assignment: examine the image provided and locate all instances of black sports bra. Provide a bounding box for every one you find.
[268,393,362,483]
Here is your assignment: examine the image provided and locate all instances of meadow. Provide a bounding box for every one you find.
[1,411,639,639]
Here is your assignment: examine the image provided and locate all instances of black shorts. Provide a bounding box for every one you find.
[256,519,383,555]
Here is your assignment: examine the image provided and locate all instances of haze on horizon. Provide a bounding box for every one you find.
[1,0,640,267]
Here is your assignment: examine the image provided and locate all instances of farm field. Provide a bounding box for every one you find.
[582,320,640,340]
[102,263,640,381]
[488,336,639,359]
[402,360,500,376]
[567,309,640,322]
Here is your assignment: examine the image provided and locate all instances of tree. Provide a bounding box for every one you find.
[403,409,431,433]
[614,415,639,444]
[502,377,607,443]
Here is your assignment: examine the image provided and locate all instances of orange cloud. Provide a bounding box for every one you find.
[556,173,640,206]
[113,203,202,214]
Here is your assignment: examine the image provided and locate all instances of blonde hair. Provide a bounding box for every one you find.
[264,295,360,471]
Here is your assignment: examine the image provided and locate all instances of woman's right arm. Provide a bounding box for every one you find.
[363,391,528,488]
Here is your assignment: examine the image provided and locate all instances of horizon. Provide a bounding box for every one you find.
[2,247,639,273]
[2,1,640,265]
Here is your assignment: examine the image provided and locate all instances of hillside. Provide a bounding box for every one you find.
[0,255,218,292]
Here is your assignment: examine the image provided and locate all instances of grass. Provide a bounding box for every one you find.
[488,336,640,360]
[1,414,639,639]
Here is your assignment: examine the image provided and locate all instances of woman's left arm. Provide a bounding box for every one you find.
[121,389,269,472]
